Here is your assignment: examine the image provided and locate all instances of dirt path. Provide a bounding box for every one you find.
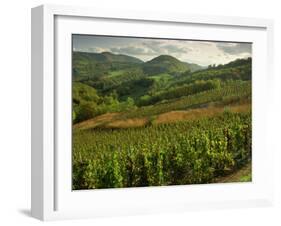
[214,163,252,183]
[74,102,251,130]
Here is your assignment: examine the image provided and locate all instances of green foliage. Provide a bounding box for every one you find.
[73,82,101,122]
[75,102,99,122]
[115,78,154,98]
[73,50,251,106]
[73,51,143,81]
[240,174,251,182]
[138,79,221,106]
[73,82,100,104]
[72,112,252,189]
[171,58,251,88]
[124,80,251,119]
[73,82,137,123]
[88,67,146,93]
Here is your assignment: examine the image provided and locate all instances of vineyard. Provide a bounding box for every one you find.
[72,46,252,190]
[121,80,251,119]
[73,111,251,189]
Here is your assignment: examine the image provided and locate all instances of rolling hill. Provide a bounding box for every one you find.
[73,51,143,80]
[143,55,192,76]
[73,51,143,64]
[72,51,251,111]
[73,52,203,81]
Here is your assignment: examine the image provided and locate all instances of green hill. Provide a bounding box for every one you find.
[73,51,143,64]
[73,51,203,82]
[72,50,251,109]
[143,55,191,76]
[73,51,143,80]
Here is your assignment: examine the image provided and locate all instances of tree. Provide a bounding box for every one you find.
[76,102,98,122]
[126,97,134,107]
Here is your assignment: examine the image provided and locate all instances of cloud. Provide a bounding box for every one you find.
[73,46,108,53]
[140,40,192,59]
[142,40,163,52]
[216,43,252,55]
[164,45,189,54]
[189,41,213,46]
[109,41,251,65]
[110,46,155,56]
[87,47,107,53]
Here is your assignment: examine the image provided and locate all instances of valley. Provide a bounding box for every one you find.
[72,50,252,190]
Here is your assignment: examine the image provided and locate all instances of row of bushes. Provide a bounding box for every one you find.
[73,112,251,189]
[138,79,221,106]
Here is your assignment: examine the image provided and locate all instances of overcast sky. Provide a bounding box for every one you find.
[73,35,252,66]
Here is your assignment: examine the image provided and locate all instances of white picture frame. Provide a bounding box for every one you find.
[31,4,274,221]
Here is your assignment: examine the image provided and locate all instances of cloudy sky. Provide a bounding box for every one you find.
[73,35,252,66]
